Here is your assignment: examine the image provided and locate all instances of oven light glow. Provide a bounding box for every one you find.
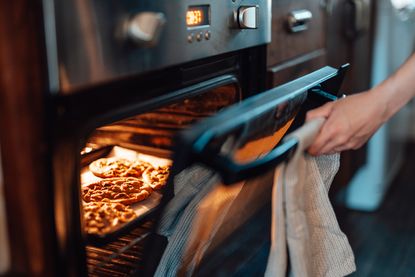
[81,147,93,155]
[187,10,204,26]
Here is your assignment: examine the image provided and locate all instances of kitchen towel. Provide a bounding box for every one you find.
[156,164,272,277]
[265,118,356,277]
[155,164,218,277]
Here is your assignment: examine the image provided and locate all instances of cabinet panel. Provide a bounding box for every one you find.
[327,0,374,193]
[267,50,326,88]
[267,0,325,67]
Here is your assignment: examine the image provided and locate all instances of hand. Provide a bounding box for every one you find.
[306,90,387,156]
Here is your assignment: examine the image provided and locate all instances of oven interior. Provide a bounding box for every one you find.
[78,74,243,276]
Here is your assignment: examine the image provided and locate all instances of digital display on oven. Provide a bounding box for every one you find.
[186,5,210,27]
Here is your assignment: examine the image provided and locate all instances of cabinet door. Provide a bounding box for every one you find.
[326,0,374,193]
[327,0,374,93]
[267,0,326,67]
[266,0,375,194]
[267,0,327,88]
[268,49,326,88]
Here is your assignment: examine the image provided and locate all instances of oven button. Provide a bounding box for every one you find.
[196,32,203,41]
[204,31,211,40]
[238,6,258,29]
[187,33,194,43]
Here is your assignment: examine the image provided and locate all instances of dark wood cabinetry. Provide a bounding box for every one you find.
[267,0,375,192]
[267,0,325,66]
[326,0,375,192]
[268,49,326,87]
[267,0,327,87]
[0,1,56,276]
[267,0,374,90]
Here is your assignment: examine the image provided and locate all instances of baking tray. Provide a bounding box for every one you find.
[81,146,171,245]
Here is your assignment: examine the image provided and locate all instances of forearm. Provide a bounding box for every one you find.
[371,53,415,123]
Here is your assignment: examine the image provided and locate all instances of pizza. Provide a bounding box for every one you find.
[89,157,153,179]
[89,157,132,178]
[82,177,152,205]
[142,165,170,190]
[122,160,153,178]
[83,202,137,235]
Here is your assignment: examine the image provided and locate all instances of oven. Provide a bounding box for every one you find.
[47,1,272,276]
[0,0,349,276]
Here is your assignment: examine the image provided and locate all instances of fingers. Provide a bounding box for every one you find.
[318,137,345,155]
[308,118,348,155]
[305,102,334,122]
[307,128,331,155]
[306,92,377,155]
[307,99,350,155]
[309,128,366,155]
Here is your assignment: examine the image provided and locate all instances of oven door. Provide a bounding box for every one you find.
[145,65,348,276]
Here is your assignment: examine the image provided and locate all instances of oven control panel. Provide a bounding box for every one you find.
[44,0,271,93]
[186,5,211,43]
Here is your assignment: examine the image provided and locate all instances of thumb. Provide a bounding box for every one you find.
[305,101,334,122]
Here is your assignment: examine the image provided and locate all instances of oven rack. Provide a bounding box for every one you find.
[86,219,154,276]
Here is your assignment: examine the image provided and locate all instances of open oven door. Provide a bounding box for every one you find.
[144,65,349,276]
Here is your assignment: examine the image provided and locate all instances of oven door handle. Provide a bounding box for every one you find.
[180,65,349,185]
[196,137,298,185]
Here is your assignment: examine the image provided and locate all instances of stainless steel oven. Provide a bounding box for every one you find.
[46,1,273,276]
[0,0,349,276]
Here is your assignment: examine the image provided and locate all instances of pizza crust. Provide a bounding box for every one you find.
[89,157,153,179]
[82,177,152,205]
[123,160,153,178]
[83,202,137,235]
[142,165,170,190]
[89,157,132,178]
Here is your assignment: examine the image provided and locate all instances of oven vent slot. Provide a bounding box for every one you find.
[181,56,238,85]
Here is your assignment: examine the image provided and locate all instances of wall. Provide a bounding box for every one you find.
[383,0,415,142]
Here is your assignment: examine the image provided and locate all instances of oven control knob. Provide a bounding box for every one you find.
[238,6,258,29]
[123,12,166,46]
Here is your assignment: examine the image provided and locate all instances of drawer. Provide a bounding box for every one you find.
[267,49,326,88]
[267,0,325,67]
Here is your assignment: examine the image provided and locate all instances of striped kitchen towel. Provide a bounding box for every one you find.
[265,118,356,277]
[155,165,220,277]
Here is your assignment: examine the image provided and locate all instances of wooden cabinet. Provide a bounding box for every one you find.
[268,49,326,87]
[267,0,374,91]
[267,0,325,66]
[326,0,375,193]
[267,0,375,194]
[267,0,327,87]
